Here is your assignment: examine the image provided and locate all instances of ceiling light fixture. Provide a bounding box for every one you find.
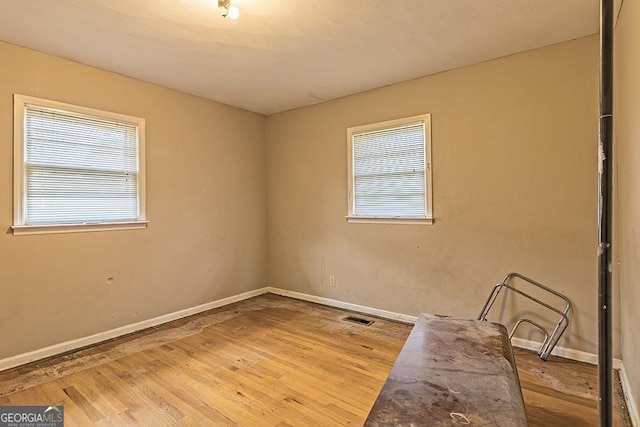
[218,0,239,19]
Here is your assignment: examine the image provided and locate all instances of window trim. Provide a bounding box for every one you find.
[346,114,433,225]
[12,94,148,235]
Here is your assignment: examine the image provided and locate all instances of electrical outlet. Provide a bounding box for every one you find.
[329,276,336,287]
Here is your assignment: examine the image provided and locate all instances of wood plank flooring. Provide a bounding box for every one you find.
[514,348,630,426]
[0,294,631,426]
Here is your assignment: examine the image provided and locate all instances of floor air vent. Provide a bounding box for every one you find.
[343,315,374,326]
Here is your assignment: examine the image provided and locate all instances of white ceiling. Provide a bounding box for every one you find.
[0,0,608,115]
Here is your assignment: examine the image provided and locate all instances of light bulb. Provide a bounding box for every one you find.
[228,5,239,19]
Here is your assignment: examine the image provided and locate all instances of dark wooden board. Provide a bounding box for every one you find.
[364,313,528,426]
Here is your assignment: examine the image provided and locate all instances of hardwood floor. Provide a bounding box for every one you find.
[0,294,631,426]
[515,348,630,426]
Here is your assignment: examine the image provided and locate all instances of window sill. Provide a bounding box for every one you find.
[12,221,149,236]
[346,216,434,225]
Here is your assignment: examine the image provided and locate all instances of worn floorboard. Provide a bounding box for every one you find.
[514,347,630,426]
[0,294,631,426]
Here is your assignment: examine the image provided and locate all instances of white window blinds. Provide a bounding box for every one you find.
[22,104,141,225]
[348,115,432,221]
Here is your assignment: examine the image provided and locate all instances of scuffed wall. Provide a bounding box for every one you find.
[0,41,267,359]
[266,36,601,354]
[615,0,640,415]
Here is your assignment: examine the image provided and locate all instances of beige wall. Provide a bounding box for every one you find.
[0,34,610,367]
[267,36,601,354]
[615,0,640,414]
[0,41,267,359]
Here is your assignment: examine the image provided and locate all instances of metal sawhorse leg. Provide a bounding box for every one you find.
[478,272,571,361]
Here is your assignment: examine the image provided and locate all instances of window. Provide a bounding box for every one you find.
[347,114,433,224]
[13,95,147,235]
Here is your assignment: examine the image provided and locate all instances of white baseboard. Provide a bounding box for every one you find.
[266,287,419,324]
[510,337,623,369]
[0,287,269,372]
[619,362,640,427]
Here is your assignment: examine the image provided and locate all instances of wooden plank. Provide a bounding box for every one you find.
[364,314,528,426]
